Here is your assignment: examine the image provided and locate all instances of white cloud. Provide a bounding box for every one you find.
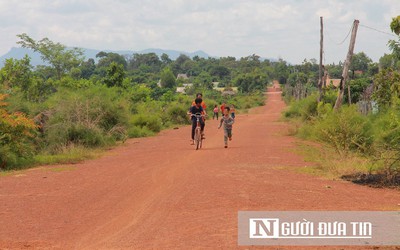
[0,0,399,64]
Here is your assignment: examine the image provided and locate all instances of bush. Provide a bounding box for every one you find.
[320,90,338,106]
[130,114,162,133]
[284,93,318,121]
[370,110,400,179]
[67,124,107,147]
[228,92,264,110]
[316,102,333,119]
[0,94,37,169]
[165,104,190,125]
[313,105,372,154]
[286,92,400,183]
[128,126,155,138]
[43,86,129,152]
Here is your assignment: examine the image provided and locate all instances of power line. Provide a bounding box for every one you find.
[359,24,397,37]
[325,22,354,45]
[323,22,353,64]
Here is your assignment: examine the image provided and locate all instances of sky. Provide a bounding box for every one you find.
[0,0,399,64]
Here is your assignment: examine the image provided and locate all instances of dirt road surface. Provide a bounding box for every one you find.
[1,83,399,249]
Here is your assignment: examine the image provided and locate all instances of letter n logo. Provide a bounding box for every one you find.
[249,218,279,238]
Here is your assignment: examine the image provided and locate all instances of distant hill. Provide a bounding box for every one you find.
[0,48,44,67]
[0,47,211,67]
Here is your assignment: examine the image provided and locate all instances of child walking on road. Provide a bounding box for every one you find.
[218,107,235,148]
[230,104,236,119]
[213,104,219,120]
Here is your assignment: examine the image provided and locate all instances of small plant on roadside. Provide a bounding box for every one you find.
[0,94,38,169]
[371,109,400,182]
[313,105,372,155]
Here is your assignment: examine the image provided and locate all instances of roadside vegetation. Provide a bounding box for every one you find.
[282,16,400,187]
[0,34,276,170]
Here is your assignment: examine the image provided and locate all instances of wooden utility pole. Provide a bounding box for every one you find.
[347,82,352,105]
[318,16,324,102]
[334,19,359,110]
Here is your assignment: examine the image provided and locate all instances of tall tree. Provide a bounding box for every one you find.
[209,65,230,80]
[128,53,161,72]
[102,62,125,88]
[194,71,213,89]
[389,16,400,60]
[97,52,127,69]
[372,68,400,109]
[272,59,290,84]
[80,58,96,79]
[350,52,372,78]
[172,54,191,74]
[16,33,84,80]
[0,55,32,91]
[379,54,397,70]
[161,53,172,65]
[160,67,176,89]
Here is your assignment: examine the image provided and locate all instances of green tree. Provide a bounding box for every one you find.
[160,67,176,89]
[103,62,125,88]
[238,54,261,73]
[367,62,379,76]
[219,56,238,70]
[379,54,398,70]
[161,53,172,65]
[372,68,400,109]
[209,65,230,80]
[128,53,161,72]
[234,69,267,93]
[345,78,371,103]
[390,15,400,35]
[194,71,213,89]
[388,16,400,60]
[97,52,127,69]
[17,33,84,80]
[80,58,96,79]
[326,62,343,79]
[130,84,152,103]
[0,55,32,92]
[350,52,372,78]
[272,59,290,84]
[172,54,191,74]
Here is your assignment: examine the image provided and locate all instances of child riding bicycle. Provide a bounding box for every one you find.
[188,98,205,145]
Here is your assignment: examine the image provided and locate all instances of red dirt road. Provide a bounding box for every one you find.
[0,84,399,249]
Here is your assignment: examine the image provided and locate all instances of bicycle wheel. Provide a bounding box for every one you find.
[199,134,203,149]
[195,128,201,150]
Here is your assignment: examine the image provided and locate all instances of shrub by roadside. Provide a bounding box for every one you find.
[284,93,400,187]
[0,94,38,169]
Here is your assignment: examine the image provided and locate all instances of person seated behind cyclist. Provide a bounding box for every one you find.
[191,93,207,112]
[188,98,205,145]
[191,92,206,131]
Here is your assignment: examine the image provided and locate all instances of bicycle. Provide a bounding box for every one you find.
[191,113,205,150]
